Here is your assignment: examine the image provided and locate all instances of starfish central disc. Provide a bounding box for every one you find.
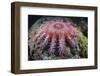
[53,23,64,29]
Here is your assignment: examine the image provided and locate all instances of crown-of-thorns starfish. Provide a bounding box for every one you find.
[29,17,78,56]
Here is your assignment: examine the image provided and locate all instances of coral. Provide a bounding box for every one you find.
[28,17,81,60]
[77,29,88,58]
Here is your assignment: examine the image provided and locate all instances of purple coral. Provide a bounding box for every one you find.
[29,17,79,57]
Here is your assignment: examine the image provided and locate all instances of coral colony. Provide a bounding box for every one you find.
[28,17,87,60]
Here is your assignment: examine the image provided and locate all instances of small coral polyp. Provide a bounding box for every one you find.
[29,17,79,58]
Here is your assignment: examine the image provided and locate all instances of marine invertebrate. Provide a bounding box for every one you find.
[29,17,80,59]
